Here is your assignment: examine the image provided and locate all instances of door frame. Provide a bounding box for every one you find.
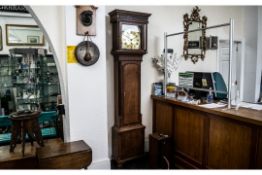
[217,39,245,101]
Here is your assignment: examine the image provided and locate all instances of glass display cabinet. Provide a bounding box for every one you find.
[0,48,61,114]
[0,49,62,144]
[38,54,61,111]
[9,48,41,112]
[0,54,13,115]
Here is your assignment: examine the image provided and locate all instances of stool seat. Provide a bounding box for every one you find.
[9,110,44,156]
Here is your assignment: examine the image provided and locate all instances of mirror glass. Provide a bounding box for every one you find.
[188,21,202,55]
[6,24,45,45]
[183,6,207,64]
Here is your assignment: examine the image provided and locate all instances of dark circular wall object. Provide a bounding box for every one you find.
[80,10,93,26]
[75,41,100,66]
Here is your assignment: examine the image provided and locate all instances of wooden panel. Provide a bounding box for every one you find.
[152,95,262,127]
[36,140,92,169]
[152,96,262,169]
[257,129,262,168]
[174,108,204,164]
[0,138,62,169]
[155,101,173,136]
[208,117,252,169]
[122,63,140,125]
[119,127,144,159]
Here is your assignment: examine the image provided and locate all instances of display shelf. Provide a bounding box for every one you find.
[0,66,17,68]
[0,49,61,113]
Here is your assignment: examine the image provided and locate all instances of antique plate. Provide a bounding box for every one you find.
[75,41,100,66]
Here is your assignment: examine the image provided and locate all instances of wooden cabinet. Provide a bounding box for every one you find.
[257,129,262,168]
[207,117,252,168]
[152,96,262,169]
[153,101,173,136]
[174,108,204,168]
[122,61,141,125]
[109,10,151,167]
[36,140,92,169]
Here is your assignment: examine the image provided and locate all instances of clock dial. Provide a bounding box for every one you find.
[121,24,141,50]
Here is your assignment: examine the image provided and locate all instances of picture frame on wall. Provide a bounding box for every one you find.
[6,24,44,46]
[27,36,40,44]
[0,26,2,51]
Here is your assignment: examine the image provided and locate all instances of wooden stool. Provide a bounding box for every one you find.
[36,140,92,169]
[9,110,44,156]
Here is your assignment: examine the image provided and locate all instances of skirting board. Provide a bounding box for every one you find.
[88,158,111,169]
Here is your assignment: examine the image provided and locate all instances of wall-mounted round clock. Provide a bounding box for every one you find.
[75,41,100,66]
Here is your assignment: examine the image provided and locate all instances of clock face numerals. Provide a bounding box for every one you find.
[121,24,141,50]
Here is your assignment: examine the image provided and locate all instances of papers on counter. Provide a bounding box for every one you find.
[199,101,262,110]
[238,102,262,110]
[198,103,227,109]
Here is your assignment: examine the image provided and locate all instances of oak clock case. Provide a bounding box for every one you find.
[109,9,151,167]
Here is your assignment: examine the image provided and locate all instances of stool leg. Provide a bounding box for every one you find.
[10,121,20,152]
[33,119,44,147]
[26,121,35,146]
[21,121,26,157]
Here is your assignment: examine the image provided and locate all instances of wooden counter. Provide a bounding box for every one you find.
[152,95,262,169]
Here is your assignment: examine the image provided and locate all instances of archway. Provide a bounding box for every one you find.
[25,6,70,141]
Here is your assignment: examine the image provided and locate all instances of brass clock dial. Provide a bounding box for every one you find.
[121,24,141,50]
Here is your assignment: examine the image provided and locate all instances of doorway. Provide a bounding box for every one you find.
[218,40,243,101]
[0,6,65,146]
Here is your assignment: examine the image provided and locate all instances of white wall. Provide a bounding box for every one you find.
[106,6,244,156]
[255,7,262,101]
[31,6,110,169]
[65,6,110,169]
[29,6,66,89]
[242,7,258,102]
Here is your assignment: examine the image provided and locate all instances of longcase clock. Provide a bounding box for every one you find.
[109,9,151,167]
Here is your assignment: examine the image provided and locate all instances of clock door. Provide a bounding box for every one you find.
[121,24,141,50]
[121,61,141,125]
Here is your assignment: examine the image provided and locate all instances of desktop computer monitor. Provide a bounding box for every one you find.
[180,72,227,100]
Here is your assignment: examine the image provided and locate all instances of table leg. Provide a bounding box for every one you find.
[21,121,26,157]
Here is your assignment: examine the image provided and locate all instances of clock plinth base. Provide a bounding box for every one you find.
[112,124,145,167]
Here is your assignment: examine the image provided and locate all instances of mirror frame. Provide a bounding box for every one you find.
[6,24,45,46]
[183,6,207,64]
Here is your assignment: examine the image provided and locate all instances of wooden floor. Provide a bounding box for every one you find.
[0,138,63,169]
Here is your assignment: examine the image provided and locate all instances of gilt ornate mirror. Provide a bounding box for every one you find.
[183,6,207,63]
